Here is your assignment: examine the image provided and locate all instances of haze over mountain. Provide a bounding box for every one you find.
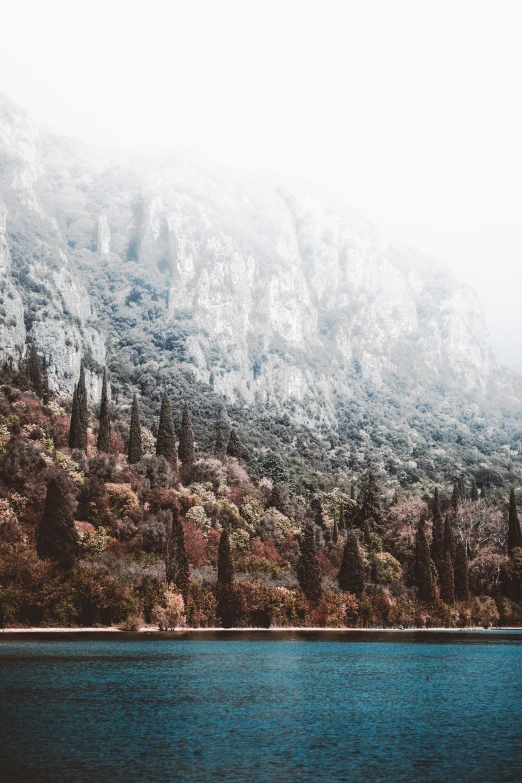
[1,90,521,486]
[2,2,521,372]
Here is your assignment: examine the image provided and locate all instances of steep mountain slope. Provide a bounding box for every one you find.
[0,93,105,399]
[0,91,521,487]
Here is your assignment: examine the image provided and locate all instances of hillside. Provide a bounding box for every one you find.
[1,91,522,492]
[0,368,519,629]
[1,93,522,630]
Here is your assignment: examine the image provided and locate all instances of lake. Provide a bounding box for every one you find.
[1,631,521,782]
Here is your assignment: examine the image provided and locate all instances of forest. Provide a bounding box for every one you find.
[0,348,521,631]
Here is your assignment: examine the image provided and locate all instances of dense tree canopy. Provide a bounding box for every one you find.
[0,360,521,630]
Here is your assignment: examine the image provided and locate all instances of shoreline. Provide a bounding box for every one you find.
[1,626,522,633]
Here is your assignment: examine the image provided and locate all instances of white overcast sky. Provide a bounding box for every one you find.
[1,0,522,367]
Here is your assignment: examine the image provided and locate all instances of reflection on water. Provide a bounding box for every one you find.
[1,632,521,782]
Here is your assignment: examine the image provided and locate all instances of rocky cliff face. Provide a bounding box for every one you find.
[0,196,26,365]
[0,93,105,400]
[0,92,514,425]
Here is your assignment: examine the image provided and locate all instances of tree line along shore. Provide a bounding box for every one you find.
[1,353,521,630]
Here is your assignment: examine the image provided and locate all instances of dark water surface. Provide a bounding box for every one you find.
[1,631,522,782]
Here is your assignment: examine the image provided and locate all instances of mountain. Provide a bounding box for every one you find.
[1,91,521,487]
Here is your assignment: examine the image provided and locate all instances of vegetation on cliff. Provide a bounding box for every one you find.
[0,360,521,630]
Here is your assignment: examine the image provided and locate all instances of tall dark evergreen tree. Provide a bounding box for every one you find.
[458,475,467,501]
[431,487,445,575]
[454,538,469,601]
[217,529,235,626]
[214,423,228,462]
[76,363,88,450]
[68,384,79,449]
[97,368,111,453]
[27,344,42,396]
[338,529,365,598]
[415,518,433,602]
[332,517,339,544]
[508,488,522,554]
[41,355,49,404]
[362,518,372,547]
[356,470,382,533]
[165,508,190,602]
[297,523,322,602]
[470,479,479,502]
[165,511,176,587]
[178,402,195,483]
[444,516,457,566]
[312,496,325,531]
[217,529,234,590]
[350,485,356,502]
[452,482,460,513]
[338,503,345,531]
[227,428,243,459]
[173,510,190,602]
[156,392,177,463]
[128,394,143,464]
[439,550,455,604]
[36,476,78,568]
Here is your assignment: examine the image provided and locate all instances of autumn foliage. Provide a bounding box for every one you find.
[1,369,521,630]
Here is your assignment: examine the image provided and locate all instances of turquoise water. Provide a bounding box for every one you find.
[1,631,522,782]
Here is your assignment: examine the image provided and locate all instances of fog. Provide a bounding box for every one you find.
[2,0,521,367]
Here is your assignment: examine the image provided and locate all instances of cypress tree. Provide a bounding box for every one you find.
[76,363,88,451]
[356,470,382,533]
[41,355,49,404]
[431,488,445,575]
[217,529,234,626]
[312,496,324,530]
[174,510,190,603]
[128,394,143,464]
[362,519,372,547]
[156,392,177,463]
[458,475,467,501]
[508,488,522,554]
[297,523,322,602]
[214,423,228,462]
[470,479,479,502]
[332,517,339,544]
[439,550,455,604]
[28,344,42,396]
[338,529,365,598]
[227,428,243,459]
[217,529,234,591]
[350,485,356,502]
[165,508,190,602]
[178,403,195,482]
[97,368,111,453]
[452,482,460,513]
[68,384,79,449]
[444,516,457,566]
[454,538,469,601]
[165,510,176,587]
[481,485,487,501]
[415,518,433,603]
[339,502,345,531]
[36,476,78,568]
